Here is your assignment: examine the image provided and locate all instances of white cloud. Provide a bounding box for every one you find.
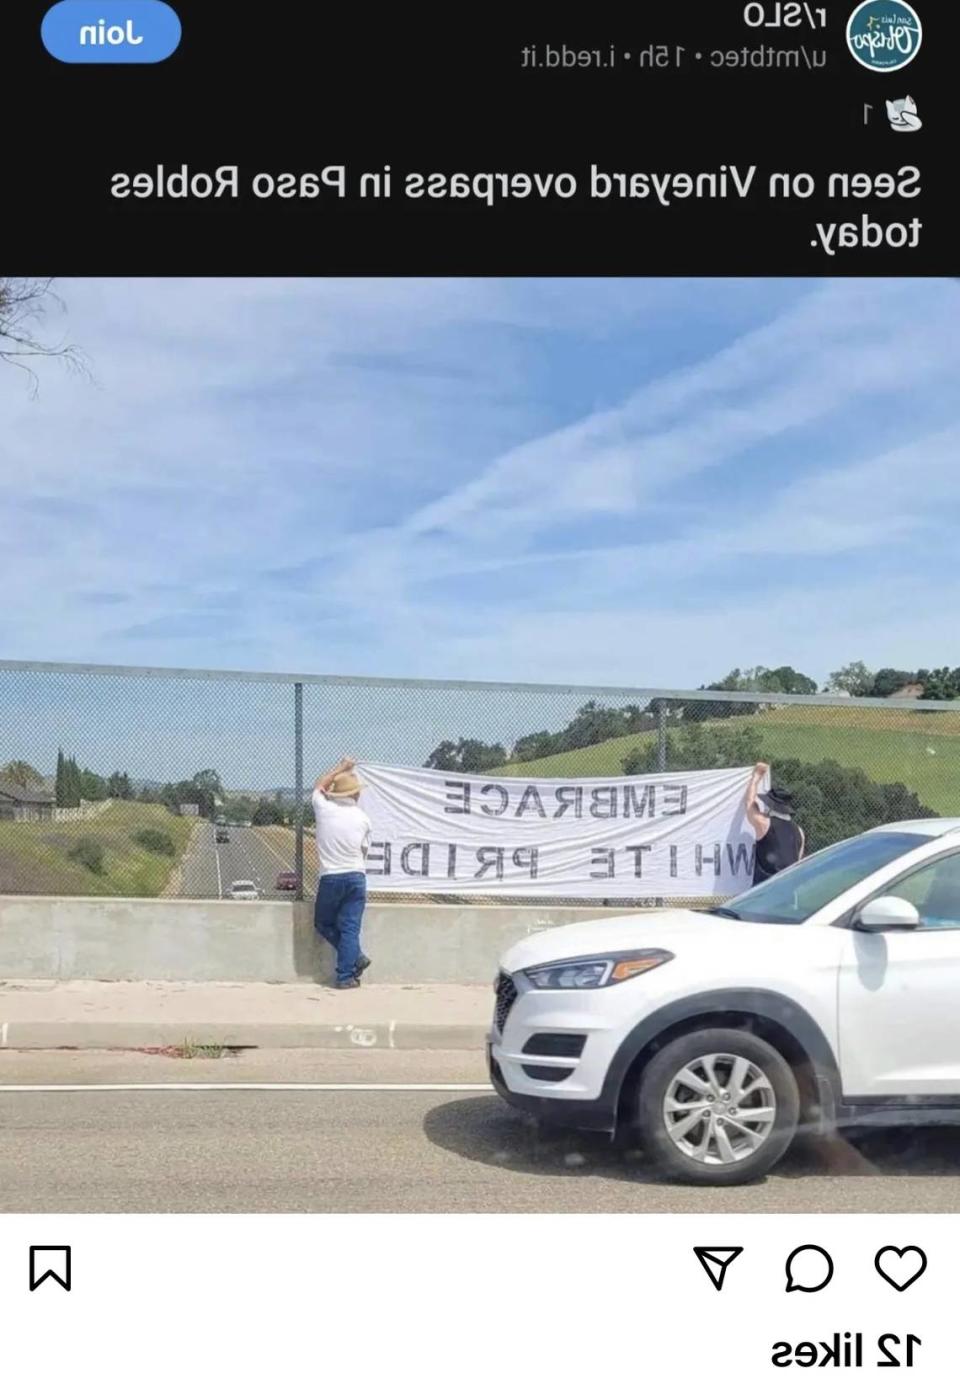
[1,276,957,688]
[398,278,956,546]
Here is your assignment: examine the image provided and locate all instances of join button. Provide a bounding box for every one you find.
[42,0,181,63]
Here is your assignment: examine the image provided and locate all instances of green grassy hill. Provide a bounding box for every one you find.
[0,802,195,897]
[499,706,960,816]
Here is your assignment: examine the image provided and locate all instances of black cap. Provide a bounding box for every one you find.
[760,786,795,815]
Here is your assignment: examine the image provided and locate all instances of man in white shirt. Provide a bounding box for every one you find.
[312,756,373,989]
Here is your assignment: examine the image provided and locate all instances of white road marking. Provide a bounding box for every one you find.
[255,829,295,870]
[215,839,223,899]
[254,827,320,893]
[1,1023,8,1048]
[0,1083,492,1093]
[388,1019,396,1050]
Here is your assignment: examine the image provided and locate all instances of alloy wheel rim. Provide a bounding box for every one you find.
[662,1052,777,1165]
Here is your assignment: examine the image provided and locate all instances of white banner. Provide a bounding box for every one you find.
[357,762,762,898]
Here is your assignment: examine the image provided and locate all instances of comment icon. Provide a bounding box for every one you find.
[785,1244,834,1293]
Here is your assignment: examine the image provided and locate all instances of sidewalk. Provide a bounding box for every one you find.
[0,980,492,1051]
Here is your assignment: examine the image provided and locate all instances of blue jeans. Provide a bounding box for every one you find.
[314,872,367,983]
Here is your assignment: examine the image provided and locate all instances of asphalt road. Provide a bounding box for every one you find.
[3,1050,960,1213]
[177,821,298,901]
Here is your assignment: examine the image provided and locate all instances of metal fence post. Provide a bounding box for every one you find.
[655,700,667,908]
[294,681,304,901]
[656,700,668,772]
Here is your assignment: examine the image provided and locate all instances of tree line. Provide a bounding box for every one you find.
[826,661,960,700]
[620,719,935,853]
[418,660,944,852]
[423,666,821,771]
[52,750,134,807]
[2,752,302,828]
[426,713,936,853]
[424,700,659,773]
[422,658,960,774]
[128,771,293,825]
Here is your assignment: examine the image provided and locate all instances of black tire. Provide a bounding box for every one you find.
[634,1027,800,1186]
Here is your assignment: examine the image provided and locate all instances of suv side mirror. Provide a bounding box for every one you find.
[855,896,921,932]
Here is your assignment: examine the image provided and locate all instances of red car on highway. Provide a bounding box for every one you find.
[275,871,298,891]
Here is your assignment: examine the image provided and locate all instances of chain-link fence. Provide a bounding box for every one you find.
[1,658,959,904]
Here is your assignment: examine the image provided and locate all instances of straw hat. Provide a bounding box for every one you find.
[325,770,362,800]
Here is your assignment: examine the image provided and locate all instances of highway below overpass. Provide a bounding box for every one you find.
[177,821,303,901]
[3,1049,960,1213]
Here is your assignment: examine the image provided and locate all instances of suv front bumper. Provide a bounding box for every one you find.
[487,1039,619,1133]
[487,970,635,1133]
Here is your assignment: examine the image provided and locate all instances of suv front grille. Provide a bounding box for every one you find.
[494,971,518,1032]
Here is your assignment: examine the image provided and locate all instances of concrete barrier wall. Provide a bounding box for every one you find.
[0,895,640,984]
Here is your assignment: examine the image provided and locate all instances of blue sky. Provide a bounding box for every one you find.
[2,276,959,690]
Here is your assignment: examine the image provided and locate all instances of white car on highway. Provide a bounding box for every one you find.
[489,818,960,1185]
[228,879,260,901]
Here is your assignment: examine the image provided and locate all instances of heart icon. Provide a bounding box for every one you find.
[875,1246,927,1292]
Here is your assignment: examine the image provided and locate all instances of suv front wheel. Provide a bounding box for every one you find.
[633,1027,800,1186]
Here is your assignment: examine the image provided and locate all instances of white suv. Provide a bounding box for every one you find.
[488,819,960,1185]
[228,880,260,900]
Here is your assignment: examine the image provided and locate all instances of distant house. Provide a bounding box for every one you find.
[178,802,200,816]
[0,779,56,822]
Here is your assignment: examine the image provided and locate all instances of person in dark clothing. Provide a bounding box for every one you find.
[744,761,805,885]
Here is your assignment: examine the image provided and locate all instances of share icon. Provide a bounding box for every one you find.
[694,1246,744,1291]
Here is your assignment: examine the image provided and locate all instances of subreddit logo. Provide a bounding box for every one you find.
[847,1,923,72]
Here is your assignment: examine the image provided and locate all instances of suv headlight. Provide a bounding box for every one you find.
[523,949,674,991]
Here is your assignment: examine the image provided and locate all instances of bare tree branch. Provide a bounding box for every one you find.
[0,277,91,396]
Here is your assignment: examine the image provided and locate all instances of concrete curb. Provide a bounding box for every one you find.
[0,1022,489,1052]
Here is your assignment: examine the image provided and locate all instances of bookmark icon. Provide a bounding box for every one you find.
[29,1245,72,1292]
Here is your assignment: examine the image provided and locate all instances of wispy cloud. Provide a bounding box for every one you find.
[1,276,957,687]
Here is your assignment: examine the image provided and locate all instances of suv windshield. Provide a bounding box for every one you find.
[709,831,934,925]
